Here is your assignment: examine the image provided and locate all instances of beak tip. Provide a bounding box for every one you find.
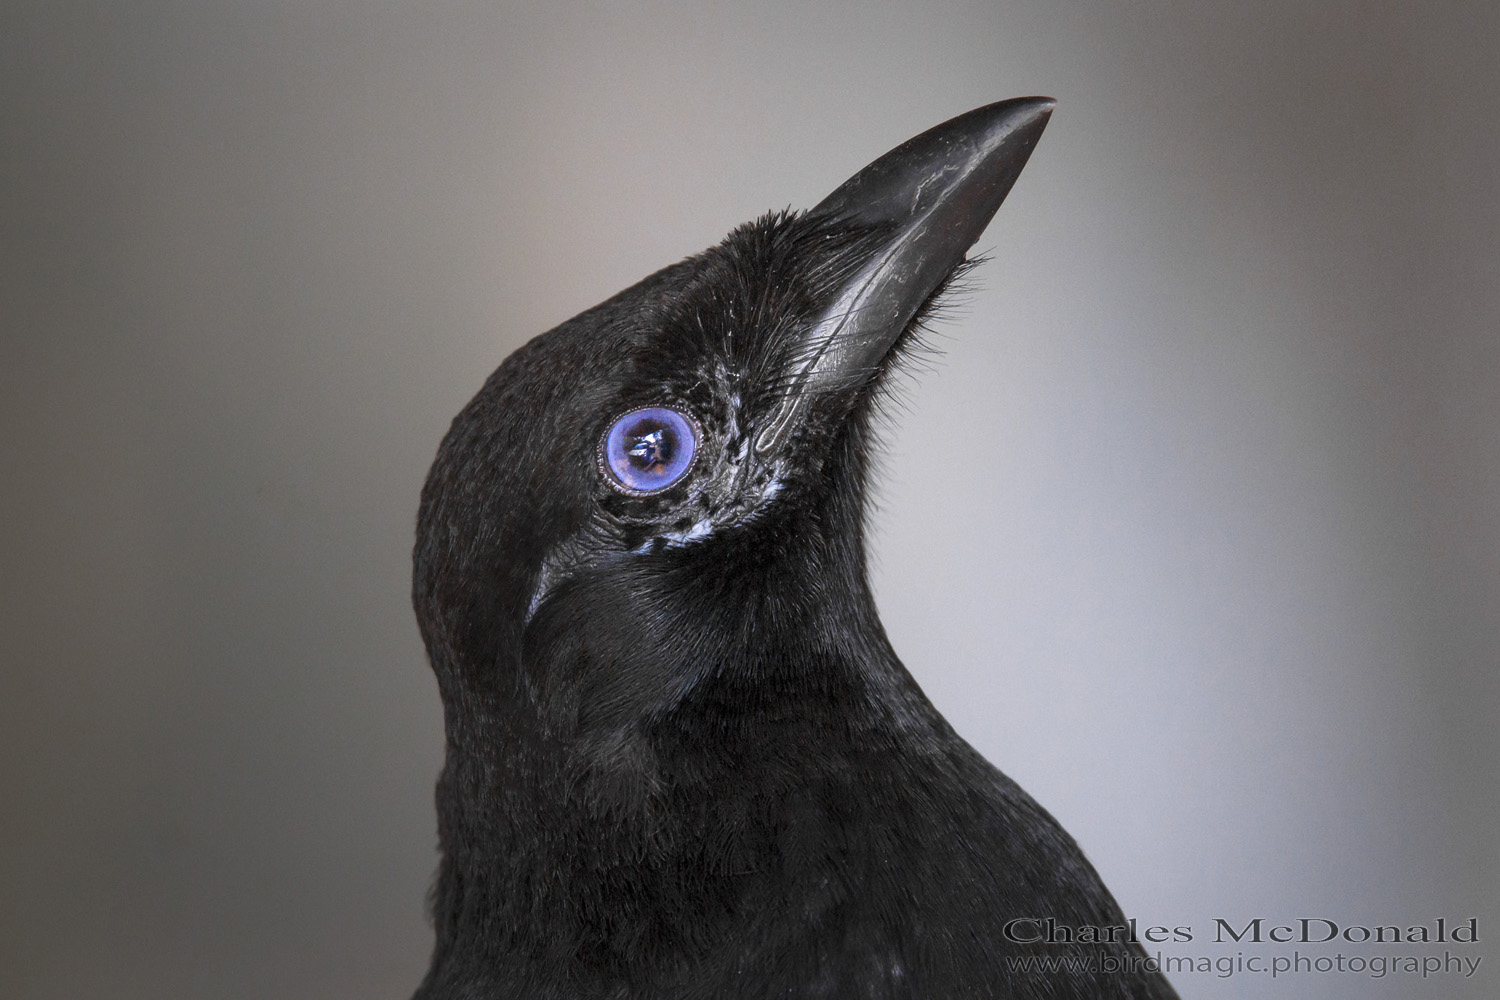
[1006,95,1057,118]
[813,97,1057,227]
[971,96,1057,155]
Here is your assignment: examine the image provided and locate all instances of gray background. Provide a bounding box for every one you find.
[3,2,1496,998]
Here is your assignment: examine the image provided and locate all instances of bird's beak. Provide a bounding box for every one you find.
[754,97,1055,457]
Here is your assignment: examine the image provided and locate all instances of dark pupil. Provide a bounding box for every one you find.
[625,422,675,471]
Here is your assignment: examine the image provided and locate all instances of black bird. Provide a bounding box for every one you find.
[411,99,1178,999]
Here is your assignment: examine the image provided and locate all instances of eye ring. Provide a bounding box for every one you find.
[598,406,702,495]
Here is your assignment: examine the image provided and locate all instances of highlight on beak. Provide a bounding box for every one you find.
[755,97,1055,456]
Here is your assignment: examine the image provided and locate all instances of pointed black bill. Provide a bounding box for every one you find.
[755,97,1054,456]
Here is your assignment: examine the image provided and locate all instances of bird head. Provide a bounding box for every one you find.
[414,99,1053,741]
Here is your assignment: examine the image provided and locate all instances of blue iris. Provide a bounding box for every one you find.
[601,406,699,494]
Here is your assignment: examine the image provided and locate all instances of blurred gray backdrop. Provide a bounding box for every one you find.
[3,2,1496,998]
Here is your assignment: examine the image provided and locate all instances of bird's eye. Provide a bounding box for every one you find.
[599,406,700,494]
